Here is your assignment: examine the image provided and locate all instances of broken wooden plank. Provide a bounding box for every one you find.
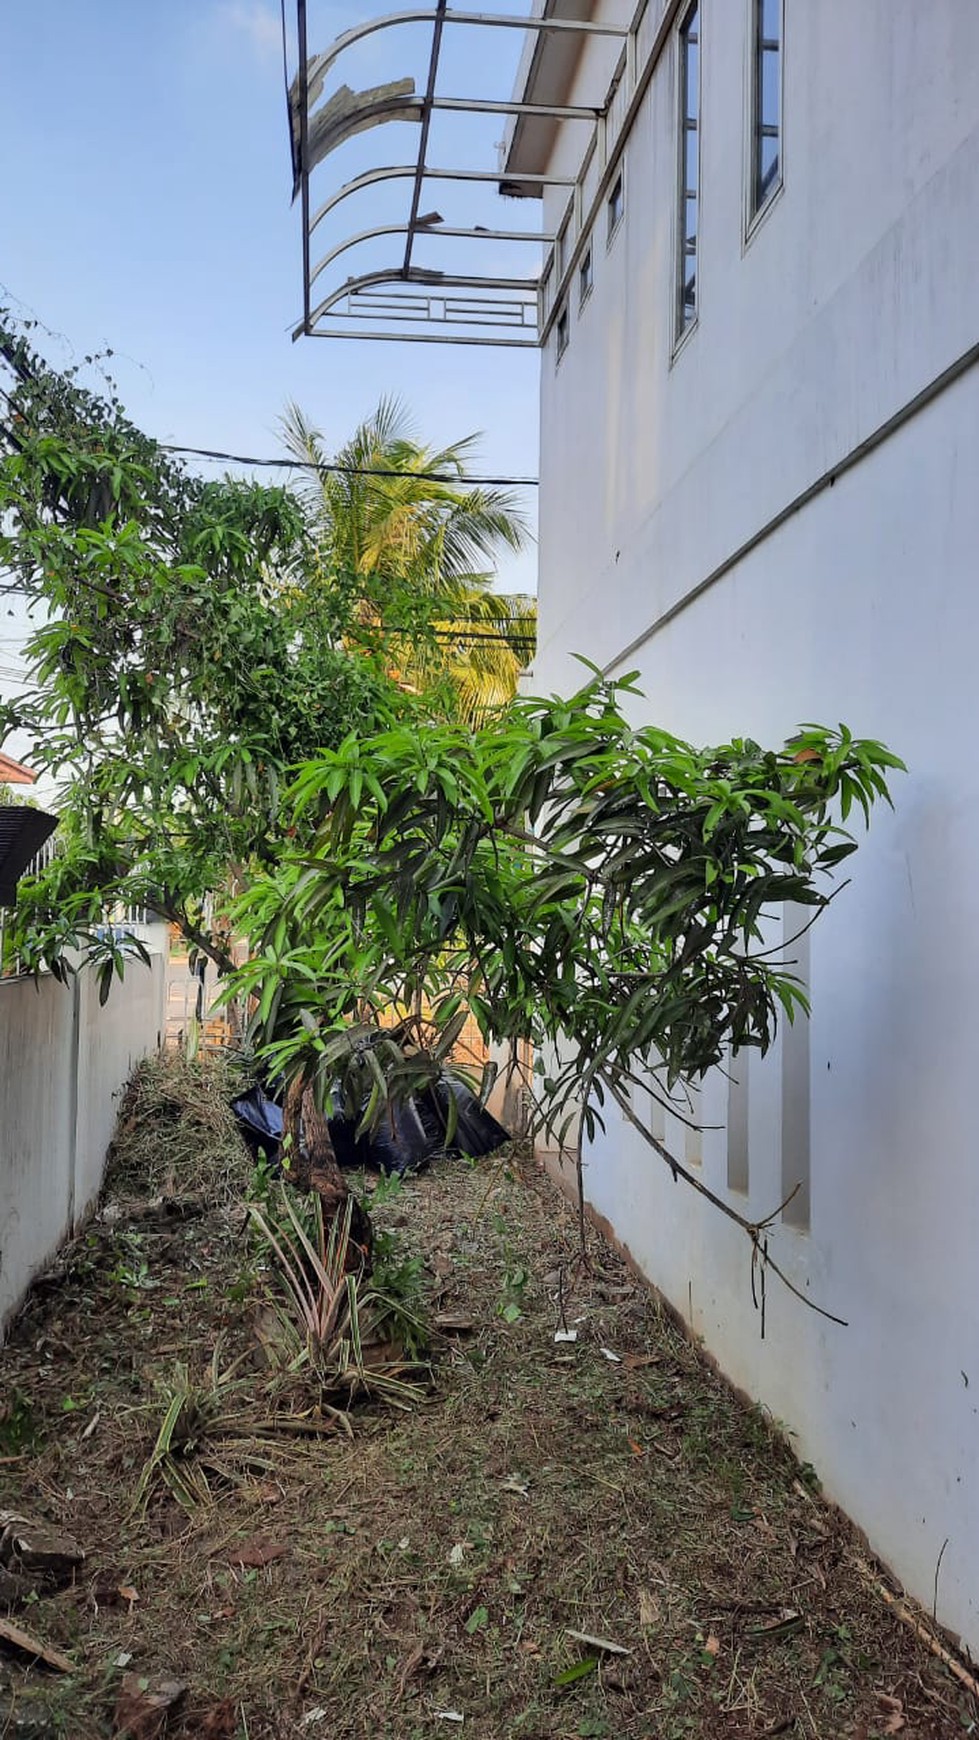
[0,1615,74,1673]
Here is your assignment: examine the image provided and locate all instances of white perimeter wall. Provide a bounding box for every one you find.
[0,957,166,1336]
[531,1,979,1653]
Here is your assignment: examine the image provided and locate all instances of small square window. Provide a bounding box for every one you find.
[579,247,593,305]
[555,305,569,360]
[607,173,624,242]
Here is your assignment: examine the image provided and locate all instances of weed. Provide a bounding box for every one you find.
[0,1386,39,1454]
[106,1231,156,1292]
[370,1223,428,1359]
[248,1185,425,1408]
[498,1259,531,1322]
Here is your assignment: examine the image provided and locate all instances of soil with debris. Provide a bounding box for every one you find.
[0,1055,974,1739]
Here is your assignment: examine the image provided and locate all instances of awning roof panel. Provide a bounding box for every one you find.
[289,0,625,344]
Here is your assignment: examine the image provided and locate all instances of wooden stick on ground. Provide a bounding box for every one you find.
[0,1615,74,1674]
[853,1559,979,1700]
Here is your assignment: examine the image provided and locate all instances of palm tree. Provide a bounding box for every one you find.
[281,399,536,722]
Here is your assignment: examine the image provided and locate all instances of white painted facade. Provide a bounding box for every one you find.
[0,956,167,1337]
[507,0,979,1653]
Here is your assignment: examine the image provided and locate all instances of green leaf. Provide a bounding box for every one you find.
[553,1658,598,1687]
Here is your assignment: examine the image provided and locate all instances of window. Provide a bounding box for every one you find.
[676,2,699,342]
[579,245,593,306]
[607,172,624,243]
[750,0,781,220]
[780,907,810,1230]
[555,305,569,360]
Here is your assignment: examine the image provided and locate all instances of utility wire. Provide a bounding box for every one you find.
[159,442,539,487]
[1,347,539,486]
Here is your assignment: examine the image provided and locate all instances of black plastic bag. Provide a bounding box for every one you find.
[231,1086,284,1155]
[418,1078,510,1159]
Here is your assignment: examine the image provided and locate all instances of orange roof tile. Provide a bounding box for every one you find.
[0,751,36,786]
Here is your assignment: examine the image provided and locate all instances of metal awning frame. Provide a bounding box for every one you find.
[293,0,629,346]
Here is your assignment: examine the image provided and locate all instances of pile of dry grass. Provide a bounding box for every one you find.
[104,1050,254,1206]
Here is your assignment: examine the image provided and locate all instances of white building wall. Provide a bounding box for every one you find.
[0,956,166,1335]
[530,0,979,1652]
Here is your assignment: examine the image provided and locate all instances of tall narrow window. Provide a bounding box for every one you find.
[607,172,624,243]
[579,245,593,306]
[781,906,810,1230]
[676,3,699,342]
[750,0,781,219]
[727,1053,749,1193]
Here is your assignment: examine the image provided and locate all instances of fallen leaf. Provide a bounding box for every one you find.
[434,1312,474,1333]
[746,1608,804,1642]
[448,1543,466,1566]
[113,1673,187,1739]
[566,1628,631,1656]
[638,1588,660,1628]
[628,1439,644,1457]
[621,1351,661,1370]
[876,1692,906,1734]
[230,1538,287,1569]
[704,1634,721,1657]
[553,1657,598,1686]
[197,1701,236,1739]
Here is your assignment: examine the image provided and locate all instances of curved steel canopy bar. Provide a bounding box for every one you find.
[305,8,628,102]
[304,265,539,331]
[292,0,622,344]
[310,220,553,290]
[310,164,577,238]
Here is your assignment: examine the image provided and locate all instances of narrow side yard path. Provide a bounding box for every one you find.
[0,1059,973,1738]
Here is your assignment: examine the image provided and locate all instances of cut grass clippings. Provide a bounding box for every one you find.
[0,1052,975,1738]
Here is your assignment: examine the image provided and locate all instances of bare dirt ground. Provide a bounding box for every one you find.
[0,1055,975,1739]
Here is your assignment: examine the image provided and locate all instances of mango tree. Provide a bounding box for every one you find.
[233,669,902,1309]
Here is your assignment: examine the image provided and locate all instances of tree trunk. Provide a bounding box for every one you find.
[282,1076,373,1274]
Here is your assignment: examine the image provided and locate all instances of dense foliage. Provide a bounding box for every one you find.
[0,317,529,982]
[281,399,535,724]
[234,670,902,1176]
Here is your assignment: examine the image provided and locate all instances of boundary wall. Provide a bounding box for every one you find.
[0,957,166,1336]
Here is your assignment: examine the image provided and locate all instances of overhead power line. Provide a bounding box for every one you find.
[1,347,539,487]
[159,442,539,488]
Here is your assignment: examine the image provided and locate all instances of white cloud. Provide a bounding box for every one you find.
[216,0,281,64]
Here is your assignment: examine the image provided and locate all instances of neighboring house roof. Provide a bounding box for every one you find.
[0,751,36,786]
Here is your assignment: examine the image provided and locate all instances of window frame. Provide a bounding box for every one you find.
[578,243,594,308]
[606,169,625,247]
[555,302,570,363]
[673,0,700,354]
[744,0,784,241]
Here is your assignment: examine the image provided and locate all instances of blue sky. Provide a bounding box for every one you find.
[0,0,540,594]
